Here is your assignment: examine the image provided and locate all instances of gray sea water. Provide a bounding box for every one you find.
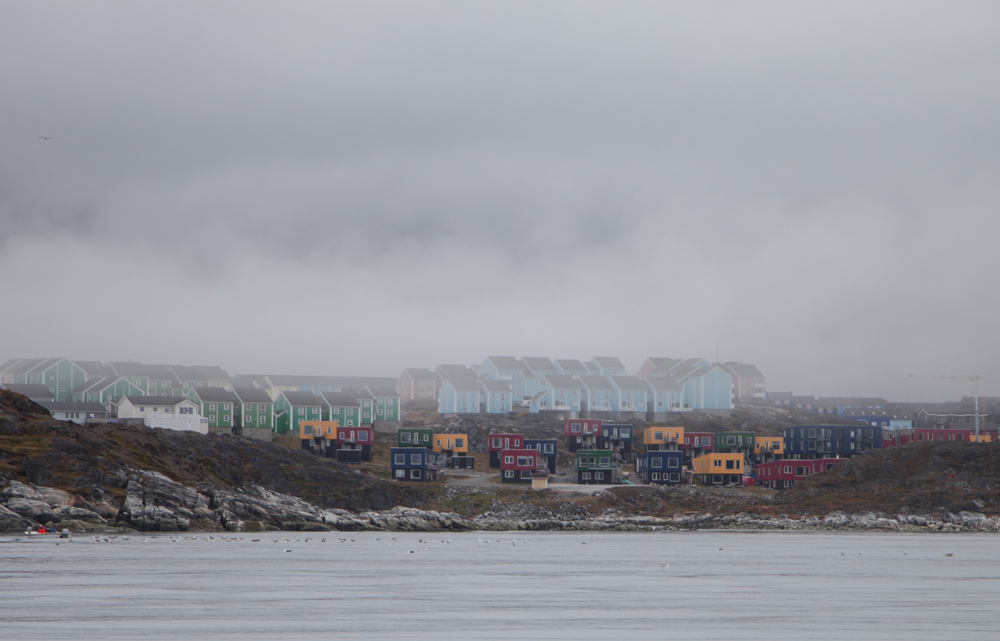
[0,530,997,640]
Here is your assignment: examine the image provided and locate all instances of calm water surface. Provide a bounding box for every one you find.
[0,530,997,640]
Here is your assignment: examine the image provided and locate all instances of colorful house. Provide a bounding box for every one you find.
[644,376,684,419]
[108,362,178,397]
[575,450,621,484]
[563,418,602,452]
[366,384,400,422]
[478,379,513,414]
[37,401,110,424]
[341,387,375,426]
[274,391,324,434]
[332,423,374,462]
[73,376,143,406]
[398,368,439,401]
[390,447,439,482]
[0,358,89,402]
[676,365,733,411]
[643,426,684,451]
[589,357,627,377]
[320,391,364,427]
[300,421,340,457]
[635,451,683,485]
[610,376,648,416]
[683,431,714,460]
[554,359,589,376]
[520,357,557,397]
[720,362,767,401]
[753,436,784,465]
[638,357,684,381]
[231,387,274,433]
[530,375,582,414]
[882,427,981,447]
[692,453,744,486]
[478,356,531,402]
[187,386,237,433]
[439,379,482,414]
[756,458,845,490]
[500,448,546,483]
[488,433,525,468]
[397,427,434,448]
[524,438,558,474]
[716,431,756,453]
[597,423,634,463]
[578,375,615,413]
[433,434,473,469]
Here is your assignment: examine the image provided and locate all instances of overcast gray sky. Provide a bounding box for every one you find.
[2,2,998,401]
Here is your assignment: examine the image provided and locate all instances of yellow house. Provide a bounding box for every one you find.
[692,453,744,486]
[973,433,992,442]
[300,420,339,440]
[643,426,683,449]
[433,434,468,454]
[755,437,783,455]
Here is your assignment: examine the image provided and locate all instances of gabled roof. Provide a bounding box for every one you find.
[485,356,526,371]
[0,358,23,374]
[231,387,273,404]
[189,387,237,403]
[366,384,399,397]
[342,386,374,400]
[171,365,209,382]
[38,401,109,413]
[72,377,108,393]
[611,375,648,391]
[280,391,324,406]
[320,391,361,407]
[119,396,191,406]
[593,357,626,370]
[584,362,600,373]
[436,364,477,379]
[232,374,269,388]
[542,374,582,390]
[110,362,176,380]
[576,375,615,391]
[666,358,710,381]
[645,377,682,391]
[768,391,794,401]
[444,378,482,392]
[554,359,587,372]
[5,358,47,374]
[478,379,513,392]
[403,368,436,379]
[26,357,64,374]
[520,357,556,372]
[192,365,231,380]
[73,360,112,377]
[724,362,764,378]
[1,384,55,399]
[643,357,683,374]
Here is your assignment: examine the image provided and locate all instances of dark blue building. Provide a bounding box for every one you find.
[597,423,634,463]
[635,451,683,485]
[390,447,440,482]
[782,425,881,460]
[524,438,558,474]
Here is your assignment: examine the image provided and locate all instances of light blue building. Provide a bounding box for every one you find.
[529,374,582,414]
[478,379,513,414]
[520,357,557,398]
[589,357,626,377]
[610,376,648,415]
[478,356,531,402]
[438,379,482,414]
[888,405,914,430]
[645,376,684,416]
[554,359,589,376]
[578,375,616,412]
[675,365,732,410]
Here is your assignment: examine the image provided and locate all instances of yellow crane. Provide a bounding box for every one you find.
[887,370,985,439]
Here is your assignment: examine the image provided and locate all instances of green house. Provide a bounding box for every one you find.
[716,431,755,452]
[319,391,363,427]
[73,376,143,405]
[274,391,324,434]
[232,387,274,431]
[575,449,621,484]
[109,362,178,397]
[397,427,434,447]
[188,387,237,432]
[0,358,88,402]
[340,387,375,426]
[368,384,401,422]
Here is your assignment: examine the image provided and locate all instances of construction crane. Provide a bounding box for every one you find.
[886,370,985,439]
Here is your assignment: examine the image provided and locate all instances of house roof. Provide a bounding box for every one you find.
[611,375,648,391]
[436,364,477,379]
[5,358,47,374]
[478,379,513,392]
[0,358,23,373]
[232,374,269,388]
[445,378,482,392]
[190,387,237,403]
[72,377,107,393]
[171,365,209,382]
[584,362,600,373]
[366,384,399,398]
[109,362,176,380]
[520,357,555,372]
[73,360,112,377]
[576,375,615,391]
[342,386,374,400]
[724,362,764,378]
[593,357,625,370]
[554,359,587,372]
[644,357,683,374]
[231,387,273,403]
[403,368,436,379]
[485,356,526,371]
[320,391,361,407]
[768,392,794,401]
[645,377,682,391]
[281,391,324,406]
[667,358,709,381]
[191,365,231,380]
[543,374,582,390]
[37,401,109,413]
[119,396,190,406]
[1,384,55,399]
[26,357,64,374]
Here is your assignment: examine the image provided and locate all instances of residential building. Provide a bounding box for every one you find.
[478,356,531,401]
[187,387,237,433]
[553,359,589,376]
[753,436,784,465]
[439,379,482,414]
[115,395,200,419]
[577,375,616,414]
[597,423,634,463]
[721,362,767,401]
[433,433,474,469]
[0,384,54,402]
[589,357,626,377]
[609,376,648,416]
[367,384,400,422]
[675,365,733,411]
[575,450,621,484]
[715,431,756,454]
[231,387,275,437]
[342,387,376,426]
[300,421,340,457]
[37,401,109,424]
[72,376,143,406]
[638,357,684,381]
[692,453,744,486]
[397,427,434,448]
[274,391,324,434]
[643,426,684,451]
[434,364,478,383]
[319,391,364,427]
[331,423,374,463]
[398,368,439,401]
[488,433,525,468]
[390,447,440,482]
[645,377,684,420]
[841,407,891,427]
[635,451,683,485]
[530,374,582,415]
[683,432,714,460]
[500,448,545,483]
[524,438,558,474]
[478,379,513,414]
[0,358,87,402]
[109,362,178,397]
[782,425,881,459]
[756,458,845,490]
[563,418,602,452]
[520,357,557,397]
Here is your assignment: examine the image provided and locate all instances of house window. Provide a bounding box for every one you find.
[410,469,421,479]
[517,456,529,466]
[394,454,405,465]
[455,438,464,448]
[652,457,662,467]
[725,460,736,470]
[210,403,216,411]
[395,469,405,478]
[504,456,514,464]
[595,471,604,480]
[224,403,230,410]
[667,457,679,468]
[669,473,680,482]
[713,459,721,468]
[401,433,412,443]
[298,408,304,416]
[712,475,723,484]
[259,416,266,424]
[582,472,591,480]
[504,470,514,478]
[652,473,661,481]
[410,453,422,465]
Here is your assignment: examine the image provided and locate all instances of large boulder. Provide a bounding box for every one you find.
[0,504,38,532]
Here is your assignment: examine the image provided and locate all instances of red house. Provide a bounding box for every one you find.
[334,424,374,463]
[488,433,525,468]
[683,431,714,462]
[882,428,974,447]
[500,448,544,483]
[398,368,440,402]
[563,418,602,452]
[756,458,845,490]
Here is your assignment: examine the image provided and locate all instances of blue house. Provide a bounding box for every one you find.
[390,447,440,482]
[520,357,557,398]
[529,375,582,414]
[610,376,649,415]
[645,376,684,418]
[597,423,634,463]
[676,365,732,410]
[478,356,531,402]
[438,379,482,414]
[589,357,626,376]
[840,407,891,428]
[554,359,589,376]
[635,451,683,485]
[783,425,882,459]
[578,375,616,413]
[478,379,513,414]
[524,438,558,473]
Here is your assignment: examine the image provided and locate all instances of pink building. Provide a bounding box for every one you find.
[398,368,439,401]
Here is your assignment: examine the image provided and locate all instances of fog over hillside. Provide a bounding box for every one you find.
[2,2,998,402]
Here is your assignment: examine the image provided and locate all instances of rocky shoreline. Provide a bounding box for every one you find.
[2,472,999,534]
